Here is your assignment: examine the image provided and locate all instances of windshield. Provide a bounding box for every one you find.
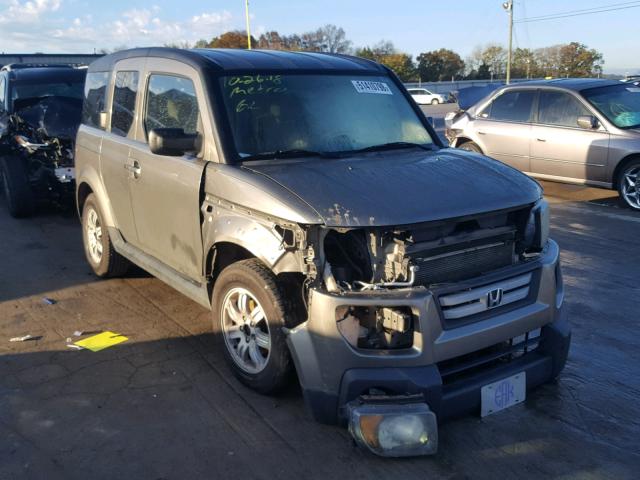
[582,83,640,129]
[12,81,85,104]
[218,74,433,158]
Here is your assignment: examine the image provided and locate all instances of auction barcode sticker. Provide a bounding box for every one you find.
[351,80,393,95]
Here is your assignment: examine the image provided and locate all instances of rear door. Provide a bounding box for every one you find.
[127,61,208,280]
[530,90,610,183]
[100,59,143,244]
[470,89,536,172]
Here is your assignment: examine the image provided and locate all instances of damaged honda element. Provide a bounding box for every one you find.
[75,48,570,457]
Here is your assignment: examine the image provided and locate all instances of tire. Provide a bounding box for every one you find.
[458,141,483,154]
[81,193,130,277]
[0,156,35,218]
[431,98,439,105]
[617,159,640,211]
[212,259,295,394]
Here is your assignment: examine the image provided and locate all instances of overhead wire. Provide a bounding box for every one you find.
[515,0,640,23]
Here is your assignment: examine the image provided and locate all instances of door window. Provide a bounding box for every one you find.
[0,77,5,111]
[144,74,199,137]
[538,91,591,128]
[485,90,535,123]
[82,72,110,129]
[111,71,139,137]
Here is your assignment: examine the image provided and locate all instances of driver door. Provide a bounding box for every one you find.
[127,60,209,280]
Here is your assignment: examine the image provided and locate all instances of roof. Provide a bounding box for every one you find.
[6,66,87,83]
[504,78,622,91]
[88,47,385,74]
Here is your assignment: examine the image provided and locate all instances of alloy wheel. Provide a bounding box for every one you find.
[621,165,640,210]
[86,207,103,264]
[221,287,271,374]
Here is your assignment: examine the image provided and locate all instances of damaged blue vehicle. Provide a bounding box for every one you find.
[0,64,85,217]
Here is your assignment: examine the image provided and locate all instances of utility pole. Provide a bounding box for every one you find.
[245,0,252,50]
[503,0,513,84]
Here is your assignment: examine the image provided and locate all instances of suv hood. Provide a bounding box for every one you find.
[243,148,541,227]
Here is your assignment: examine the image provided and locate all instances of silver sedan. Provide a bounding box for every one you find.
[445,79,640,210]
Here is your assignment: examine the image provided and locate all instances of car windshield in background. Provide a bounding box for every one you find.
[218,74,433,159]
[12,81,85,103]
[582,83,640,129]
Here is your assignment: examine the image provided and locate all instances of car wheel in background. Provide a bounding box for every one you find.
[0,156,35,218]
[81,193,130,277]
[618,159,640,211]
[458,141,483,154]
[431,98,439,105]
[212,258,294,394]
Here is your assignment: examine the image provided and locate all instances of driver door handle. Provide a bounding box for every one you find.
[124,160,142,177]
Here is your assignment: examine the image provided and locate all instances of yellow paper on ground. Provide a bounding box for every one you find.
[74,331,128,352]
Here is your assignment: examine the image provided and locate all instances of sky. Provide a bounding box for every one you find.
[0,0,637,74]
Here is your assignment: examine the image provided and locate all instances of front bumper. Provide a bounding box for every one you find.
[286,239,570,425]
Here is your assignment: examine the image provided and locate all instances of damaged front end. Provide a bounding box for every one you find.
[1,96,81,205]
[286,200,568,457]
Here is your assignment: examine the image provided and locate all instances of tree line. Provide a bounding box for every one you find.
[170,24,605,82]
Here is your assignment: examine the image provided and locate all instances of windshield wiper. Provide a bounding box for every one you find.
[241,149,338,161]
[349,141,435,154]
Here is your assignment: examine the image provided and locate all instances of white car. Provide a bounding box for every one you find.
[407,88,447,105]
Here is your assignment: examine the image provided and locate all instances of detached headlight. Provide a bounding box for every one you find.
[348,400,438,457]
[523,199,549,252]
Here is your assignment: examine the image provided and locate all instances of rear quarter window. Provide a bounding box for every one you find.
[82,71,109,129]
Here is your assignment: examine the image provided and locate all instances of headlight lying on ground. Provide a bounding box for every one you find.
[348,399,438,457]
[523,199,549,252]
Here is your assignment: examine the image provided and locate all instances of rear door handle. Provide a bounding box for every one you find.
[124,160,142,177]
[478,131,486,135]
[536,138,546,142]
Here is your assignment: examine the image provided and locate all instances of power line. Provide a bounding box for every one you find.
[515,1,640,23]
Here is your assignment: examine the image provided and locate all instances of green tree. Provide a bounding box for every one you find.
[559,42,604,77]
[417,48,465,81]
[355,41,416,81]
[209,31,256,49]
[512,48,539,79]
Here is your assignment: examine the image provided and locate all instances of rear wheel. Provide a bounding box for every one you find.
[212,259,295,394]
[0,156,35,218]
[81,193,130,277]
[458,141,482,154]
[617,159,640,211]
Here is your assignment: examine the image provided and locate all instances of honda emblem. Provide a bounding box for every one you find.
[487,288,504,308]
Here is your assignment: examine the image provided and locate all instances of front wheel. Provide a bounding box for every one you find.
[431,98,439,105]
[0,156,35,218]
[458,141,482,154]
[212,259,295,394]
[618,160,640,211]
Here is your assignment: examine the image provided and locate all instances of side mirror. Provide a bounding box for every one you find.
[577,115,599,129]
[149,128,199,156]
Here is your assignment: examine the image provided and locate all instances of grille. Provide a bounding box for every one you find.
[411,233,514,286]
[439,272,532,321]
[438,328,542,386]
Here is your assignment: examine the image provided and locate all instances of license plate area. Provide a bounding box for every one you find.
[481,372,526,417]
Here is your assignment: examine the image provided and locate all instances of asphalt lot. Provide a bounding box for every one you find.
[2,172,640,476]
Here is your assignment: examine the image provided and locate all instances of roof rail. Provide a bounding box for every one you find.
[0,63,86,72]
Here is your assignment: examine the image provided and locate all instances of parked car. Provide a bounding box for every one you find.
[0,64,86,217]
[75,48,570,457]
[445,79,640,210]
[407,88,447,105]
